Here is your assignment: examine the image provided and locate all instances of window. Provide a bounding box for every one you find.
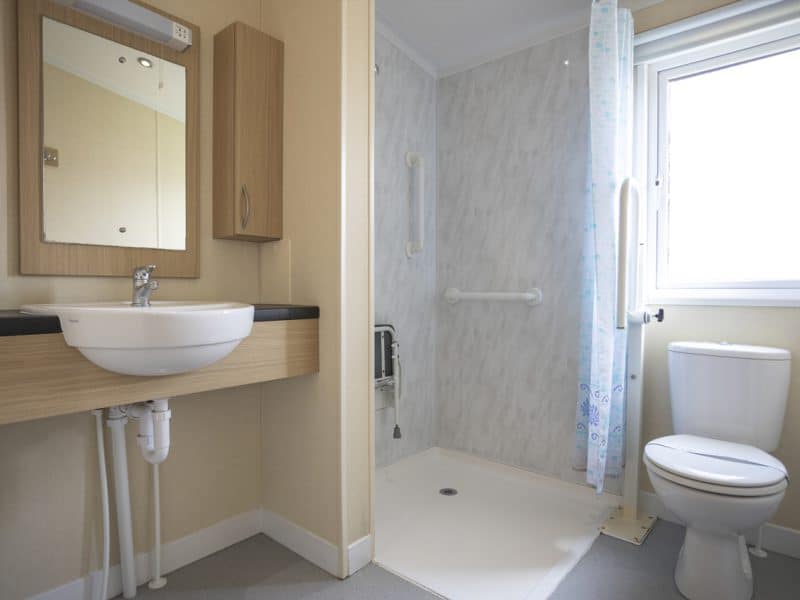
[642,24,800,305]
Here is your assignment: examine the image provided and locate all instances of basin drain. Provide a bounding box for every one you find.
[439,487,458,496]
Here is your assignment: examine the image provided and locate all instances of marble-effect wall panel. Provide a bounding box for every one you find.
[436,28,590,484]
[374,34,437,467]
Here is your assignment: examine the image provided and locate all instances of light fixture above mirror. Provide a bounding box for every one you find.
[54,0,193,52]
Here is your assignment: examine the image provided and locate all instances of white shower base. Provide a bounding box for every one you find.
[375,448,618,599]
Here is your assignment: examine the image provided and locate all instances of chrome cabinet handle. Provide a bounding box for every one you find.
[241,184,251,230]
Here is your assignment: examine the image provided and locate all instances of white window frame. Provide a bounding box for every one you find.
[634,0,800,306]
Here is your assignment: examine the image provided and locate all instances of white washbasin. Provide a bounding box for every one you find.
[21,301,254,376]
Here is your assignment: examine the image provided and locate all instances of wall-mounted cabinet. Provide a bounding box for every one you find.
[213,22,283,241]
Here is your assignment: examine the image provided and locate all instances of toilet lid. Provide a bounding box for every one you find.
[645,435,788,488]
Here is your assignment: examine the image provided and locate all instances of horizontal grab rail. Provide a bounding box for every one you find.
[444,287,543,306]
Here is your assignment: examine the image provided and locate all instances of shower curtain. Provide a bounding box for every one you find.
[574,0,634,493]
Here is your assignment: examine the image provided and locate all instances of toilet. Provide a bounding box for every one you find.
[644,342,790,600]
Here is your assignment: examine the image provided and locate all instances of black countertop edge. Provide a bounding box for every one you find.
[0,304,320,337]
[253,304,319,322]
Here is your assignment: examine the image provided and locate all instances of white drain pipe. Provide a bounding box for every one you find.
[106,407,136,599]
[129,399,171,590]
[130,399,171,465]
[103,400,172,599]
[149,463,166,589]
[92,410,110,600]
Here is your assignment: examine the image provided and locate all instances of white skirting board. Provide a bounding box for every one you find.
[31,509,263,600]
[260,507,341,577]
[260,509,373,578]
[348,534,372,576]
[639,491,800,560]
[33,507,374,599]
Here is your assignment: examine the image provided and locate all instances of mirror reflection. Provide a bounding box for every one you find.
[42,17,186,250]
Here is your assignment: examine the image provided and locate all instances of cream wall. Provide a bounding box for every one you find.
[633,0,800,532]
[256,0,344,554]
[342,0,372,550]
[0,1,269,598]
[256,0,372,574]
[633,0,738,32]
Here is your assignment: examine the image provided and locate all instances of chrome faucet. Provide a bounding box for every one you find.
[131,265,159,307]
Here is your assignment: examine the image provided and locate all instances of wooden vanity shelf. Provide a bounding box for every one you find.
[213,22,284,242]
[0,319,318,426]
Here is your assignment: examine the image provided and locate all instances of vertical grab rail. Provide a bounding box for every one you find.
[616,178,639,329]
[406,152,424,257]
[619,176,649,527]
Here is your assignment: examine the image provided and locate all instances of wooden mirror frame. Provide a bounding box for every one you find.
[17,0,199,277]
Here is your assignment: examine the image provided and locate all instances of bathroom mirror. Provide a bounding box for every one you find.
[42,17,186,250]
[18,0,199,277]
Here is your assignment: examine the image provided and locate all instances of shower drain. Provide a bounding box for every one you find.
[439,487,458,496]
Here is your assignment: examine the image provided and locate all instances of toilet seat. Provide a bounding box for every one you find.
[644,435,788,497]
[644,455,787,497]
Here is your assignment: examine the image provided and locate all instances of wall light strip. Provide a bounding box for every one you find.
[54,0,192,52]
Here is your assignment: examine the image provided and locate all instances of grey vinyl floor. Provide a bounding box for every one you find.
[550,520,800,600]
[117,534,437,599]
[121,521,800,599]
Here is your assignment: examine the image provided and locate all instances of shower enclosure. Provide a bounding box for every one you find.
[372,4,643,597]
[375,26,596,487]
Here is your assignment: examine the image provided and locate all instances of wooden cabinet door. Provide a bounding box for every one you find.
[213,22,282,242]
[233,23,269,239]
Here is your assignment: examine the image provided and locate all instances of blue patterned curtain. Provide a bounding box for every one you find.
[574,0,634,493]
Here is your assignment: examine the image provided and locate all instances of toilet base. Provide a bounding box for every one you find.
[675,527,752,600]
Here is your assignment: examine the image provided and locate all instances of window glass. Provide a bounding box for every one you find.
[663,47,800,286]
